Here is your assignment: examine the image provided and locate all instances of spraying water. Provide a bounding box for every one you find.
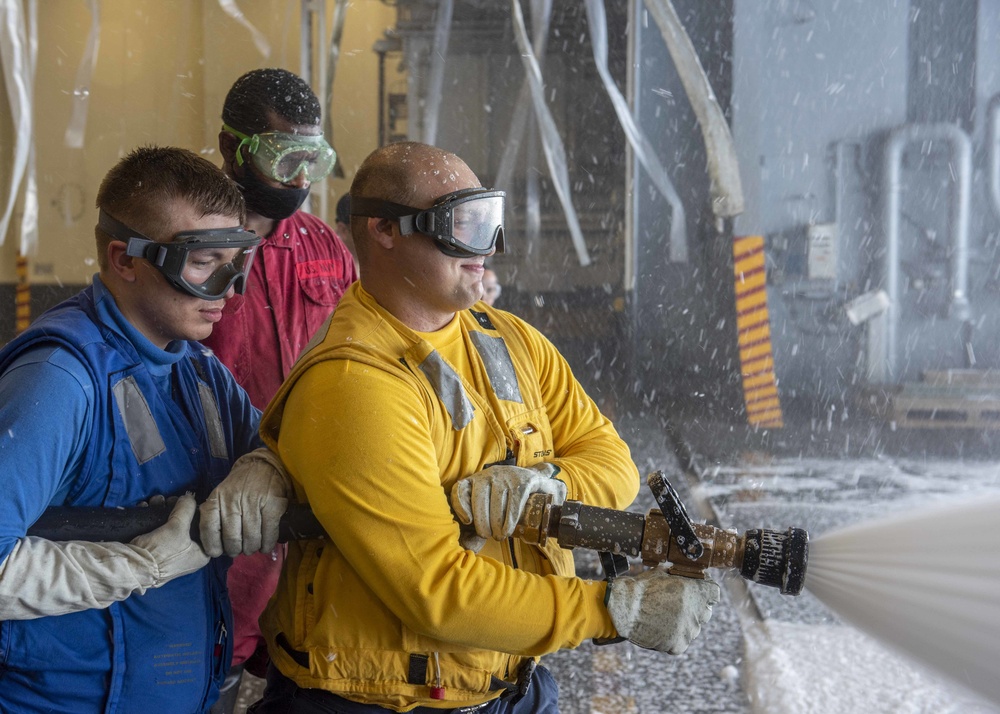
[804,493,1000,706]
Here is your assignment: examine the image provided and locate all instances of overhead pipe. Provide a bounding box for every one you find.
[882,123,971,381]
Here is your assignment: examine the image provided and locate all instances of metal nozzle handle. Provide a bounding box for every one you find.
[647,471,704,560]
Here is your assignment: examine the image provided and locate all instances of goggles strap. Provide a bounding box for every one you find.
[223,124,260,167]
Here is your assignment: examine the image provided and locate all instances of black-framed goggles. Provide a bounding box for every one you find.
[351,187,506,257]
[98,209,261,300]
[223,123,336,184]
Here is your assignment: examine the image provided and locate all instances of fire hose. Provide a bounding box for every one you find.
[28,471,808,596]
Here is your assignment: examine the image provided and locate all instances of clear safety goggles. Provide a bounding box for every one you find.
[99,209,261,300]
[351,188,506,257]
[223,123,336,183]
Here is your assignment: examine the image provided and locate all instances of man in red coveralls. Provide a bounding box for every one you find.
[203,67,358,713]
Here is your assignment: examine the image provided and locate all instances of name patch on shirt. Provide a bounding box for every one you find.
[297,260,345,280]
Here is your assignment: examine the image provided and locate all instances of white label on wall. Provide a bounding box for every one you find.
[807,223,838,281]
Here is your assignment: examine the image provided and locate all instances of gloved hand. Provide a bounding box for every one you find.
[451,463,566,551]
[605,568,721,654]
[199,447,292,558]
[131,492,211,585]
[0,493,210,621]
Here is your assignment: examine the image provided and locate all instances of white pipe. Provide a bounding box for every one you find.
[882,123,972,381]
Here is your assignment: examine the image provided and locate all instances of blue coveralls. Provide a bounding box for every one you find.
[0,279,262,713]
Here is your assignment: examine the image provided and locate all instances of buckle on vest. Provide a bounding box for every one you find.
[517,658,536,696]
[276,632,310,669]
[490,658,536,699]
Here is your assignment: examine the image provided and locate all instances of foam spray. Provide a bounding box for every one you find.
[805,493,1000,706]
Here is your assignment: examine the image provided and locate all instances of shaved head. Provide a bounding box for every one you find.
[346,142,490,331]
[349,142,480,253]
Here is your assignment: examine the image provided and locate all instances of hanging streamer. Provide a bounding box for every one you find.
[0,0,34,252]
[643,0,744,220]
[495,0,551,188]
[495,0,551,254]
[323,0,348,178]
[422,0,454,146]
[63,0,99,150]
[584,0,688,262]
[509,0,591,267]
[218,0,271,59]
[19,0,37,256]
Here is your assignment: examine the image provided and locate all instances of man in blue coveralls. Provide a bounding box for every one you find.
[0,146,291,712]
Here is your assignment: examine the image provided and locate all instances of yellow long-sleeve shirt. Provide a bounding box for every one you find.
[260,282,639,710]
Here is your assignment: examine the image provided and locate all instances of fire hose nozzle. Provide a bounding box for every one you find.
[514,478,808,596]
[646,471,808,595]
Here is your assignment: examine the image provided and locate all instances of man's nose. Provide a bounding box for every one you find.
[285,169,310,189]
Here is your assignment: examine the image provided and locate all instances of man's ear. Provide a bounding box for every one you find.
[106,240,139,284]
[368,216,396,250]
[219,131,240,172]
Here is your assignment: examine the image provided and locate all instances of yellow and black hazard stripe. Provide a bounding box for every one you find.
[15,253,31,336]
[733,236,783,429]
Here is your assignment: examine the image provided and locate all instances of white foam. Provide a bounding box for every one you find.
[743,620,999,713]
[803,493,1000,707]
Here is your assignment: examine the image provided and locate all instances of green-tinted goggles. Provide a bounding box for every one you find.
[223,124,336,183]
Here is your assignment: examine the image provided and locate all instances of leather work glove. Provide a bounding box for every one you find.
[199,447,292,558]
[605,568,721,654]
[451,463,566,551]
[131,493,211,585]
[0,493,210,620]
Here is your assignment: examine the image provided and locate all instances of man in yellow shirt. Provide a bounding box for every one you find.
[247,142,720,713]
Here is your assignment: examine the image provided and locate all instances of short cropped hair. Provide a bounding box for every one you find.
[94,145,246,268]
[222,68,322,134]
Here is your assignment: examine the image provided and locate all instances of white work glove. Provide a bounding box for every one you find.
[131,492,212,582]
[451,463,566,551]
[0,493,209,620]
[605,568,721,654]
[199,447,292,557]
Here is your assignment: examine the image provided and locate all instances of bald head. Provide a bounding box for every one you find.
[349,142,480,256]
[346,142,492,331]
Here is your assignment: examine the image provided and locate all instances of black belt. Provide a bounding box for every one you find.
[408,652,535,699]
[277,635,537,709]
